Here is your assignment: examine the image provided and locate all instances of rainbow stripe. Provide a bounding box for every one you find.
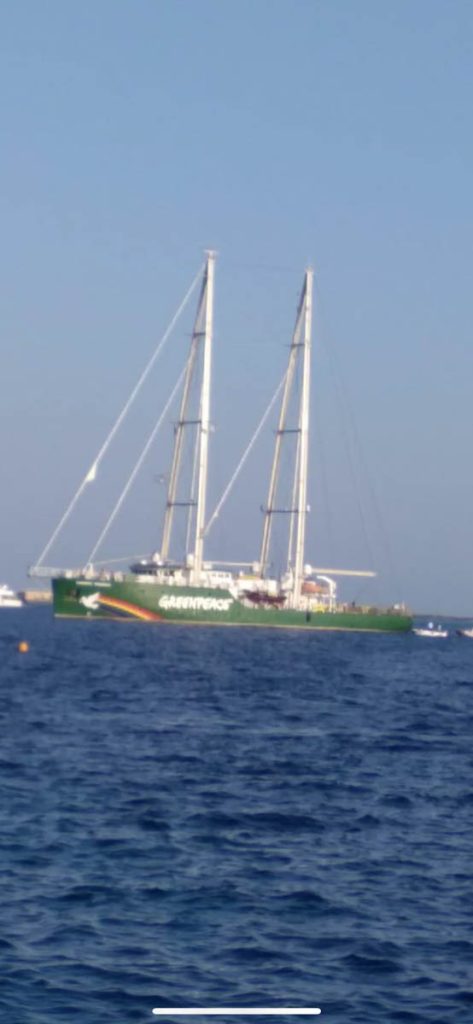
[98,594,162,621]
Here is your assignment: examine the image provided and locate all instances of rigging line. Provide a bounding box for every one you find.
[287,431,301,569]
[84,361,189,569]
[92,554,151,565]
[185,417,201,559]
[315,279,401,599]
[33,262,204,569]
[222,260,299,274]
[313,400,335,568]
[313,281,377,581]
[204,368,288,538]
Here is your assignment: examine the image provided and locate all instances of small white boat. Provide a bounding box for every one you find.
[456,627,473,638]
[0,584,23,609]
[413,621,448,638]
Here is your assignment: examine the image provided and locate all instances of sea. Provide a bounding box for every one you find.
[1,608,472,1024]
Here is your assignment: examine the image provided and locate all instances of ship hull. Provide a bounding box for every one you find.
[52,577,412,632]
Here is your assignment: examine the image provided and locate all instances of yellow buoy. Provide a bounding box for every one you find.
[18,641,29,653]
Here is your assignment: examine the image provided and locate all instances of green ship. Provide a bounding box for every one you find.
[31,252,411,633]
[51,576,410,631]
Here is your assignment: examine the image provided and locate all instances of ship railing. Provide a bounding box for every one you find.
[28,565,85,579]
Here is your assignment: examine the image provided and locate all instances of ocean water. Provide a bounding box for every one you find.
[1,609,473,1024]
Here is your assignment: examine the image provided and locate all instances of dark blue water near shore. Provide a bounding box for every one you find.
[1,610,473,1023]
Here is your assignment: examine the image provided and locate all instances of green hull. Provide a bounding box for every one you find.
[52,577,412,632]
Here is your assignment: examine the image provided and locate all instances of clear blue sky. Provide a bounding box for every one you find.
[1,0,472,614]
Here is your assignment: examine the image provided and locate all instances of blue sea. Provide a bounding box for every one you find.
[1,609,473,1024]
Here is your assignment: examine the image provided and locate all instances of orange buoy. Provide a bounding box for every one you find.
[18,641,29,653]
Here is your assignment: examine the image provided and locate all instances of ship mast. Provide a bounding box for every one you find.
[259,268,313,606]
[193,250,215,582]
[160,251,216,583]
[293,267,312,605]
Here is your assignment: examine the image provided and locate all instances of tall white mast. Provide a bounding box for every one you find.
[292,267,313,605]
[160,251,216,578]
[192,250,216,582]
[259,268,313,601]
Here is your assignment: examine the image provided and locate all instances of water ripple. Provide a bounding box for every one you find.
[0,610,472,1022]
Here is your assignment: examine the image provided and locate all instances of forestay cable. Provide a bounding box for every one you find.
[204,369,288,538]
[33,263,204,568]
[84,361,189,567]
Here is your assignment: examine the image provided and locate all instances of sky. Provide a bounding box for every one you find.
[1,0,472,614]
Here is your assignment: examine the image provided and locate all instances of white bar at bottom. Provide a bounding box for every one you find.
[152,1011,321,1016]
